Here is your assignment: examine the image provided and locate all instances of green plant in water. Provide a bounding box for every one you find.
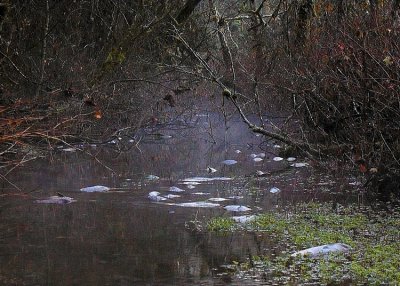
[206,217,235,232]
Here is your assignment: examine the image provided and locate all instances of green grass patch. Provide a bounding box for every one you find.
[206,217,235,232]
[207,202,400,285]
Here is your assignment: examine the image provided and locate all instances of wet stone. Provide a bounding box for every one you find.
[80,185,110,192]
[36,195,76,204]
[175,201,220,208]
[291,243,352,258]
[169,186,185,193]
[222,159,238,165]
[270,187,281,194]
[224,205,252,212]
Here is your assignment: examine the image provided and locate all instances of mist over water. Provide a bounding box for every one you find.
[0,112,361,285]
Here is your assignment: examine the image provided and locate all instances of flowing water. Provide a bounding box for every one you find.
[0,112,363,285]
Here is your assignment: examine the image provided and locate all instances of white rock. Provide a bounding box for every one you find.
[222,159,238,165]
[62,148,77,152]
[80,185,110,193]
[164,194,180,199]
[227,195,244,199]
[169,186,185,193]
[148,191,167,201]
[208,197,229,202]
[181,181,201,185]
[224,205,252,212]
[192,192,210,195]
[232,215,256,224]
[148,191,161,197]
[175,201,220,208]
[146,175,160,181]
[182,177,232,183]
[36,196,76,204]
[291,243,352,258]
[290,162,309,168]
[207,167,217,173]
[269,187,281,194]
[273,157,284,162]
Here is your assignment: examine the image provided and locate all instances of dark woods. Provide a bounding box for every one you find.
[0,0,399,196]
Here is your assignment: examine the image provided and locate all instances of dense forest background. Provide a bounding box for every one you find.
[0,0,399,195]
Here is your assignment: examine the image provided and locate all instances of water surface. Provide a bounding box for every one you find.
[0,113,362,285]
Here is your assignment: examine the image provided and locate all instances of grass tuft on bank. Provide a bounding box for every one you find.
[207,202,400,285]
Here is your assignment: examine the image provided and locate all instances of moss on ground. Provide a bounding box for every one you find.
[207,202,400,285]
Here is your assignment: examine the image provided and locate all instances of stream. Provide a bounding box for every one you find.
[0,112,364,285]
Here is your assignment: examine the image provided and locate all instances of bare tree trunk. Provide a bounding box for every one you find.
[295,0,314,47]
[336,0,345,24]
[36,0,50,97]
[210,1,230,67]
[369,0,379,28]
[392,0,400,22]
[175,0,203,24]
[248,0,266,126]
[90,0,203,87]
[0,2,8,31]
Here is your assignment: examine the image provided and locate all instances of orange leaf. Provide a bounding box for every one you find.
[94,109,102,119]
[324,2,334,13]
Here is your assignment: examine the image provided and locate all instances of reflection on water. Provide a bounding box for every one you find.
[0,113,362,285]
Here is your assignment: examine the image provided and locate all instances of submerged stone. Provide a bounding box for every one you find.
[273,157,284,162]
[148,191,161,197]
[227,195,244,199]
[224,205,252,212]
[231,215,256,224]
[164,194,181,199]
[269,187,281,194]
[222,159,238,165]
[169,186,185,193]
[291,243,352,258]
[36,195,76,204]
[256,170,265,176]
[290,162,308,168]
[208,197,229,202]
[181,181,201,185]
[146,175,160,181]
[148,191,167,202]
[182,177,232,183]
[80,185,110,192]
[175,201,220,208]
[62,147,77,152]
[192,192,210,195]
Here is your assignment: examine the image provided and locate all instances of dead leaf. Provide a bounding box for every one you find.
[359,163,367,173]
[383,56,393,66]
[94,109,102,119]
